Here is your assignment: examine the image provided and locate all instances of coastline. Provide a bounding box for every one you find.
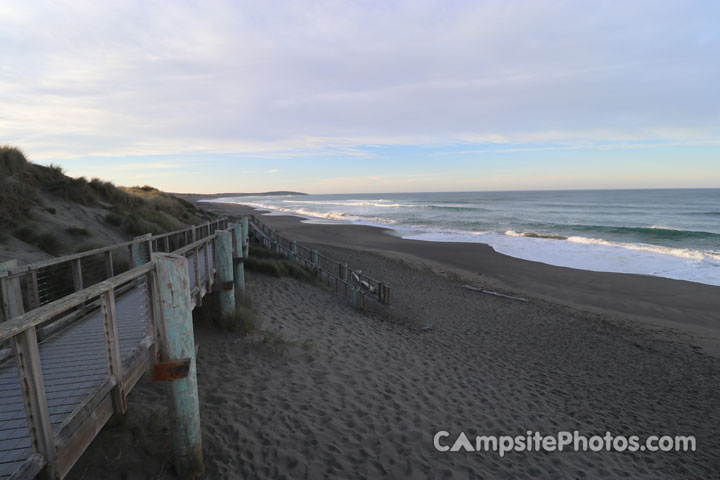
[69,202,720,479]
[205,201,720,356]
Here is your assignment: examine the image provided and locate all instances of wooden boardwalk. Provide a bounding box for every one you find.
[0,221,222,479]
[0,215,389,479]
[0,285,149,477]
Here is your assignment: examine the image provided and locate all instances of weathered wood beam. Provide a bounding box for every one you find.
[0,263,155,341]
[101,289,126,415]
[1,261,56,480]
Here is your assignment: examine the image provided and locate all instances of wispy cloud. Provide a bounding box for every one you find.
[1,0,718,191]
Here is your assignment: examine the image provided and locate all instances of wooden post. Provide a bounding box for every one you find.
[104,250,114,279]
[165,236,170,253]
[132,234,152,268]
[71,258,83,291]
[154,253,204,480]
[231,223,245,293]
[203,242,211,288]
[291,240,297,260]
[191,226,197,243]
[312,249,319,267]
[193,247,201,292]
[242,218,249,258]
[0,261,56,479]
[100,288,126,415]
[28,270,40,309]
[215,231,235,317]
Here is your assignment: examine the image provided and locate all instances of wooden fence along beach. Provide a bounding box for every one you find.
[0,216,391,479]
[246,215,391,309]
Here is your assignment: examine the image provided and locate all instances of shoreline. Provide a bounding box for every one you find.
[204,201,720,356]
[68,207,720,478]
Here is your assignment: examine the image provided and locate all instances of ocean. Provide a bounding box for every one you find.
[212,189,720,286]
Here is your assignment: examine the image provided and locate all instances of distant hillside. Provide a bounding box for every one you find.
[0,146,214,264]
[177,191,308,201]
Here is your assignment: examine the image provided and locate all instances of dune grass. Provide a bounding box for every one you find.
[12,226,65,255]
[193,290,259,335]
[246,244,319,284]
[1,145,215,252]
[66,227,91,237]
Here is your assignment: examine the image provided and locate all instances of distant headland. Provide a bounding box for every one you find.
[175,191,308,201]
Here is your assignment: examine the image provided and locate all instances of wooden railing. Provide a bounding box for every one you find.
[246,215,391,309]
[0,217,241,480]
[0,218,228,323]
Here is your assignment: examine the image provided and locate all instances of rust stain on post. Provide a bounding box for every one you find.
[153,359,191,381]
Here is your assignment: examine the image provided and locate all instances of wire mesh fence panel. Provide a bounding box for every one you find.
[112,248,132,276]
[37,262,75,307]
[80,252,110,289]
[198,246,207,284]
[187,251,197,289]
[116,279,151,370]
[0,287,5,323]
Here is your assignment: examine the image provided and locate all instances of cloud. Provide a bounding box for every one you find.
[267,169,280,174]
[0,0,718,164]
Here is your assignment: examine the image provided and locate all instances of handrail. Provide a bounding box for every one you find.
[174,232,220,256]
[0,217,228,279]
[0,217,238,479]
[0,263,155,341]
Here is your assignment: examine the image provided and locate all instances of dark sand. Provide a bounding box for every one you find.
[66,202,720,479]
[209,202,720,357]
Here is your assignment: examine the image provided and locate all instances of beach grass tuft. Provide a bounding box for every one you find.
[104,212,123,227]
[194,290,259,335]
[66,227,91,237]
[259,330,294,355]
[246,245,319,284]
[36,232,64,255]
[13,225,65,255]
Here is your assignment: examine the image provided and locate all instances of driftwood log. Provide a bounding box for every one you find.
[462,285,528,302]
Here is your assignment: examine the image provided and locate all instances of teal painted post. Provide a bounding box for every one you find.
[231,223,245,293]
[311,249,319,266]
[154,253,204,479]
[353,289,365,310]
[215,230,235,316]
[132,233,152,268]
[241,218,249,258]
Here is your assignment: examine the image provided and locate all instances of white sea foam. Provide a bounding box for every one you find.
[206,195,720,286]
[404,231,720,286]
[283,200,414,208]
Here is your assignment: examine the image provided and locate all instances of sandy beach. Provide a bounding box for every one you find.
[67,203,720,479]
[209,203,720,356]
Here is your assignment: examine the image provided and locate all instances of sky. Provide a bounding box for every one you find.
[1,0,719,194]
